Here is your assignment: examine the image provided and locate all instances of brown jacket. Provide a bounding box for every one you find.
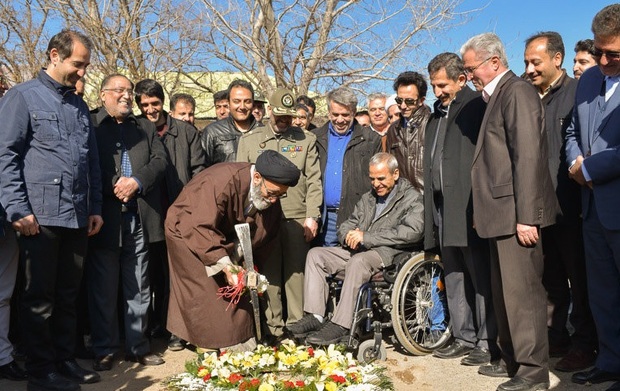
[165,163,282,348]
[471,71,560,238]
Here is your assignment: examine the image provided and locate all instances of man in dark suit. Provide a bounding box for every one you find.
[423,53,496,367]
[566,5,620,390]
[523,31,597,372]
[461,33,560,391]
[88,74,168,371]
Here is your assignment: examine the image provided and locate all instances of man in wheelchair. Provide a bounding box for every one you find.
[287,152,424,345]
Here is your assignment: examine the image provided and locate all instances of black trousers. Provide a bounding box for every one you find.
[18,225,87,376]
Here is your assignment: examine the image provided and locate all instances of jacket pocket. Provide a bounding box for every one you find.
[31,111,61,141]
[491,182,513,198]
[26,171,62,217]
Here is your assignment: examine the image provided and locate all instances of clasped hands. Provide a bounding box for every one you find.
[568,155,593,189]
[114,176,139,203]
[345,228,364,250]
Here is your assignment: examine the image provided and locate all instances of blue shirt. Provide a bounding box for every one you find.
[0,70,102,228]
[323,122,353,208]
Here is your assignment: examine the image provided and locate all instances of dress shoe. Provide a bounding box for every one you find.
[305,321,349,346]
[606,381,620,391]
[433,340,474,359]
[554,348,597,372]
[572,367,620,385]
[27,371,80,391]
[461,346,491,366]
[57,359,100,384]
[0,360,28,380]
[168,335,184,351]
[125,353,165,366]
[478,363,509,378]
[497,376,549,391]
[93,354,115,371]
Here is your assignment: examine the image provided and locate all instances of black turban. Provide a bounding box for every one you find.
[255,150,300,187]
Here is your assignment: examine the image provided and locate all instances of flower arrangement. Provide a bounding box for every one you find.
[217,266,269,310]
[165,340,393,391]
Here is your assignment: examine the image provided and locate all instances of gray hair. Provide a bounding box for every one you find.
[327,87,358,113]
[367,92,387,103]
[592,4,620,37]
[460,33,508,67]
[370,152,398,174]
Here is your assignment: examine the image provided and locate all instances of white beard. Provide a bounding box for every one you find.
[250,181,272,211]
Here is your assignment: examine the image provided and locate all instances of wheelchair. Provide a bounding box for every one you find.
[325,251,451,363]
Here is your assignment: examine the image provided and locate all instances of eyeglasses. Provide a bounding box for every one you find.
[103,88,134,96]
[593,47,620,61]
[395,97,419,106]
[464,56,493,75]
[261,178,287,200]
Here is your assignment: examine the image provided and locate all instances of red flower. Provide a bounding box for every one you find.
[228,373,243,384]
[202,374,211,381]
[250,378,260,386]
[307,347,314,357]
[239,380,250,391]
[295,380,305,387]
[283,380,295,389]
[330,374,346,384]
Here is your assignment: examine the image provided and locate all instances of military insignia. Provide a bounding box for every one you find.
[259,142,266,148]
[290,152,297,158]
[282,93,294,108]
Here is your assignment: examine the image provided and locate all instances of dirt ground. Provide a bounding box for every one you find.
[0,338,613,391]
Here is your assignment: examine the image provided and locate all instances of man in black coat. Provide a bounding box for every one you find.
[423,53,497,366]
[523,31,597,372]
[88,74,168,371]
[312,87,381,246]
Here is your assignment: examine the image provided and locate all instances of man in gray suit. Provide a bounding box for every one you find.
[424,52,496,366]
[461,33,560,391]
[566,4,620,390]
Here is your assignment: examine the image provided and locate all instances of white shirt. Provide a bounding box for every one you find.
[482,70,511,102]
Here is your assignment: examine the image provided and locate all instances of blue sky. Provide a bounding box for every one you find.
[433,0,609,76]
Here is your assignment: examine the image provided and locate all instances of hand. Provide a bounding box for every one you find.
[568,155,593,188]
[345,228,364,250]
[12,214,40,236]
[303,217,319,242]
[113,176,139,203]
[87,215,103,236]
[516,223,539,246]
[222,264,239,286]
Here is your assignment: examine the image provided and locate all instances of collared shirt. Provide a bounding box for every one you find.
[482,70,510,102]
[538,72,564,99]
[374,183,398,219]
[324,122,353,208]
[605,75,620,102]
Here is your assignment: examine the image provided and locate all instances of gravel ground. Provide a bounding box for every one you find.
[0,339,612,391]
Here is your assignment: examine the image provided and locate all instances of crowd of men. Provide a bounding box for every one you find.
[0,3,619,391]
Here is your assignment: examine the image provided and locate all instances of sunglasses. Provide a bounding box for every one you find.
[395,97,419,106]
[593,47,620,61]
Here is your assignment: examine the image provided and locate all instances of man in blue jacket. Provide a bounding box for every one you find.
[0,30,103,391]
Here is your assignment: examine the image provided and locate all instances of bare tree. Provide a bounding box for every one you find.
[193,0,480,97]
[0,0,52,85]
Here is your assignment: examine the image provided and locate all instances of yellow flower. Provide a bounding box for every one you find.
[325,381,338,391]
[258,383,275,391]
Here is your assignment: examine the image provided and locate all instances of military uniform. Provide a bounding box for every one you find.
[237,121,322,336]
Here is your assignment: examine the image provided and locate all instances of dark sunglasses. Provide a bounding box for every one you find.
[395,97,419,106]
[593,47,620,61]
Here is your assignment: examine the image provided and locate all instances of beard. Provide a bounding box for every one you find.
[250,181,273,211]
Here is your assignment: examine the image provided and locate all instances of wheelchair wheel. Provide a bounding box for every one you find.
[391,252,451,355]
[356,339,387,363]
